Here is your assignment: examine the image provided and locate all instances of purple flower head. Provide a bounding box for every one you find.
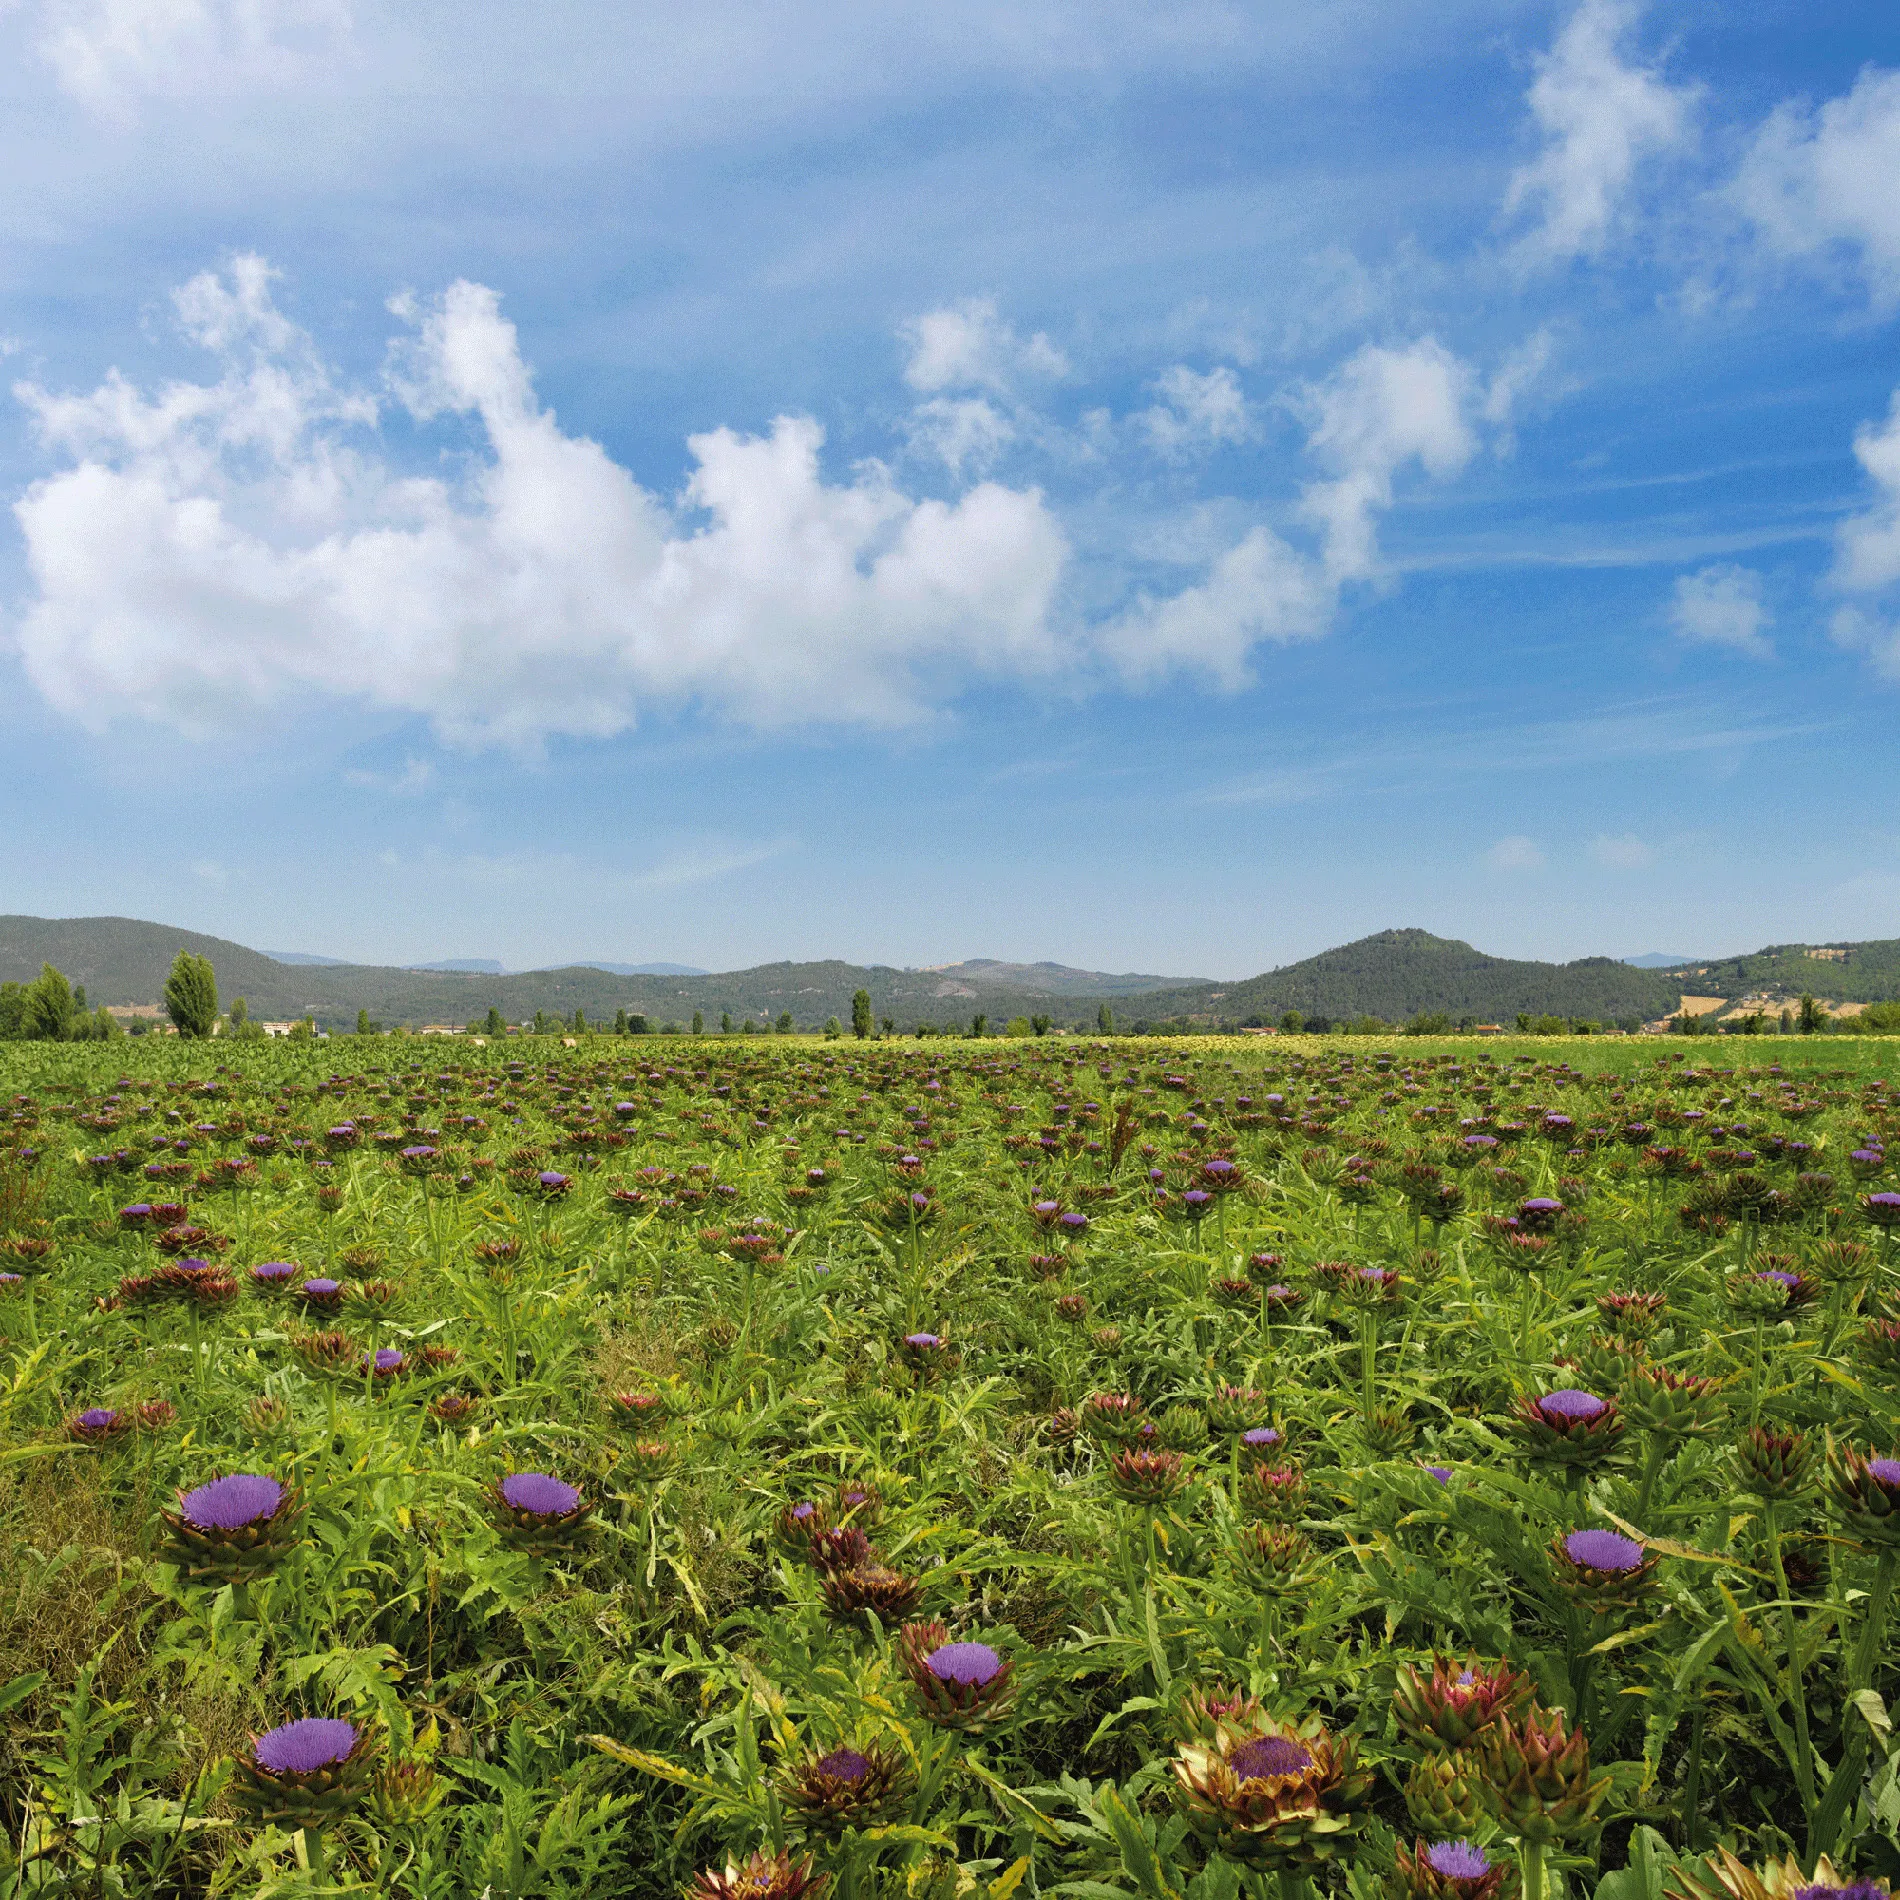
[254,1717,358,1775]
[0,1272,21,1287]
[1853,1150,1885,1165]
[537,1170,570,1189]
[1032,1200,1059,1217]
[1540,1388,1607,1421]
[1229,1736,1314,1781]
[910,1191,930,1210]
[1183,1189,1211,1209]
[1242,1427,1282,1449]
[251,1262,296,1284]
[173,1258,212,1274]
[1757,1270,1800,1290]
[1870,1193,1900,1211]
[1422,1464,1453,1484]
[400,1145,438,1161]
[926,1641,1002,1686]
[368,1348,405,1373]
[1427,1843,1491,1881]
[301,1277,341,1296]
[1060,1211,1089,1232]
[815,1747,872,1781]
[77,1407,119,1432]
[904,1332,943,1348]
[1868,1458,1900,1487]
[181,1473,284,1530]
[1565,1529,1644,1572]
[1794,1884,1889,1900]
[499,1472,581,1517]
[1522,1198,1562,1213]
[789,1501,819,1522]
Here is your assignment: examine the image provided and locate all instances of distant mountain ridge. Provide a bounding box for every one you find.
[10,914,1900,1033]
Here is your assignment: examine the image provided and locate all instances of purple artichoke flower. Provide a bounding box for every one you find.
[256,1717,358,1775]
[180,1473,284,1530]
[1229,1735,1314,1780]
[1241,1427,1283,1450]
[1564,1529,1643,1570]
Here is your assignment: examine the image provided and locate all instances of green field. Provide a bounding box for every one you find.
[5,1033,1900,1899]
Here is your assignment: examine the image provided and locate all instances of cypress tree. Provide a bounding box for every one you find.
[163,953,219,1039]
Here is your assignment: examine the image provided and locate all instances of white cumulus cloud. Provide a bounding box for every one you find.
[1668,564,1773,659]
[12,261,1073,746]
[900,297,1069,396]
[1503,0,1694,266]
[1827,388,1900,679]
[1299,338,1477,582]
[1138,364,1252,459]
[1736,67,1900,310]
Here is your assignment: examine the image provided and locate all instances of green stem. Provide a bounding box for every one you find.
[1805,1547,1899,1869]
[1763,1504,1818,1817]
[1359,1309,1378,1421]
[1681,1705,1705,1853]
[1519,1836,1546,1900]
[1634,1433,1669,1525]
[1748,1317,1768,1427]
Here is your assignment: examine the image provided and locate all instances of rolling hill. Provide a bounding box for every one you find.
[11,914,1896,1035]
[1123,929,1684,1028]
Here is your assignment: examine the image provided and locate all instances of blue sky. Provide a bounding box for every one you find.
[1,0,1897,977]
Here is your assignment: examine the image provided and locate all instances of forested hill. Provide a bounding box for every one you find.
[0,917,1167,1032]
[1668,940,1900,1004]
[1127,929,1683,1027]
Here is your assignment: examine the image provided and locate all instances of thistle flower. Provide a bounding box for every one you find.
[821,1562,922,1623]
[1401,1758,1491,1842]
[233,1717,381,1833]
[491,1472,594,1553]
[1261,1283,1304,1318]
[371,1757,445,1828]
[297,1277,344,1312]
[1212,1275,1257,1308]
[1665,1846,1891,1900]
[833,1481,882,1527]
[1475,1705,1608,1845]
[1206,1385,1270,1435]
[1393,1656,1531,1752]
[898,1621,1015,1730]
[1173,1715,1372,1872]
[430,1393,480,1425]
[1506,1389,1624,1466]
[1861,1192,1900,1232]
[1829,1446,1900,1548]
[1239,1462,1309,1521]
[1552,1529,1657,1610]
[897,1331,954,1375]
[808,1526,873,1574]
[1054,1292,1088,1322]
[688,1847,831,1900]
[1737,1425,1814,1502]
[1396,1839,1511,1900]
[1172,1683,1267,1743]
[623,1439,675,1483]
[137,1398,178,1432]
[70,1406,130,1443]
[778,1743,915,1836]
[1621,1363,1725,1442]
[292,1329,355,1372]
[609,1390,672,1430]
[1595,1290,1666,1338]
[1231,1522,1313,1589]
[163,1474,304,1581]
[1814,1240,1874,1286]
[360,1348,406,1381]
[1081,1392,1147,1444]
[249,1261,297,1295]
[1516,1198,1565,1235]
[1109,1447,1189,1504]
